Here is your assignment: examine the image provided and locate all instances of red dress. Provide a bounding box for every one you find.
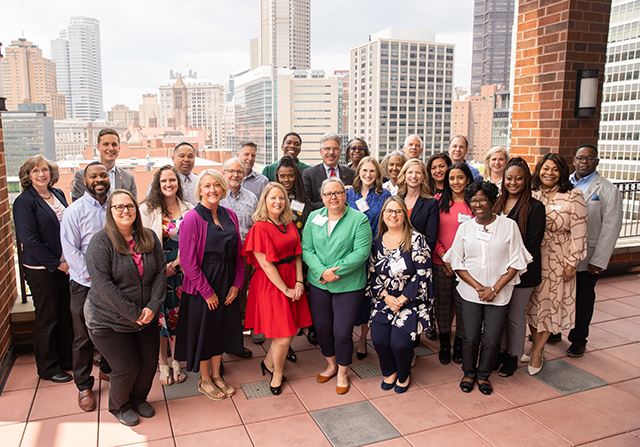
[242,221,313,338]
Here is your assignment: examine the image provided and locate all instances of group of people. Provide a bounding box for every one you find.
[13,127,623,426]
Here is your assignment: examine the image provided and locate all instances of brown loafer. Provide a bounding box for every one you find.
[78,389,96,412]
[316,371,337,383]
[336,380,350,395]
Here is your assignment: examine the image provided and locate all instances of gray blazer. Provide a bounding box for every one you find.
[303,163,356,210]
[85,229,165,332]
[72,165,137,202]
[576,172,623,271]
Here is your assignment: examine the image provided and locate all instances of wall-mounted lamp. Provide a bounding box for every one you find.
[575,68,599,118]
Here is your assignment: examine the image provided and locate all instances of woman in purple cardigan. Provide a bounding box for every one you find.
[175,169,244,401]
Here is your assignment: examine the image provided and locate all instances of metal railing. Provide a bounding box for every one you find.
[615,181,640,238]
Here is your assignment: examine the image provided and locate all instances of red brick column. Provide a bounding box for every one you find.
[511,0,612,166]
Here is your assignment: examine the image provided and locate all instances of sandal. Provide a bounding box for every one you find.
[171,360,187,383]
[212,376,236,397]
[197,376,226,401]
[159,364,173,386]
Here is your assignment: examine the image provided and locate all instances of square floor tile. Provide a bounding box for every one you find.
[615,378,640,399]
[13,355,36,365]
[426,381,513,420]
[3,363,38,392]
[0,423,25,447]
[564,350,640,383]
[405,422,492,446]
[523,359,608,395]
[491,368,563,407]
[22,411,98,447]
[288,376,366,412]
[595,319,640,342]
[605,344,640,369]
[29,382,85,420]
[175,425,254,447]
[167,395,242,437]
[98,403,172,447]
[594,284,635,300]
[409,354,462,388]
[596,300,640,318]
[233,388,306,424]
[520,396,625,445]
[246,413,331,447]
[585,325,633,350]
[580,433,640,447]
[618,295,640,309]
[571,385,640,431]
[0,388,35,426]
[311,401,400,447]
[162,371,202,400]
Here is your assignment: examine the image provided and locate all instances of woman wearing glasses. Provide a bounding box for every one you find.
[345,138,371,170]
[302,178,372,394]
[85,190,166,426]
[366,196,434,393]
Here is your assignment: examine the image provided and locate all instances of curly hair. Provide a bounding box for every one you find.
[493,157,532,238]
[19,155,60,190]
[464,181,499,207]
[142,165,185,217]
[531,153,573,193]
[275,155,310,205]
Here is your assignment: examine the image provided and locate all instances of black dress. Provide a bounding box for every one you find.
[175,204,243,372]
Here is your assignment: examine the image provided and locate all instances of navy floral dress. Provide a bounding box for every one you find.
[159,217,183,339]
[366,231,434,341]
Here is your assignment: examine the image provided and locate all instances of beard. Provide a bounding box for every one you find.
[87,182,109,198]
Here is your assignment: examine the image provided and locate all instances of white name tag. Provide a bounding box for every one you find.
[311,214,328,227]
[291,200,305,213]
[550,204,561,211]
[475,229,492,242]
[356,197,370,212]
[389,258,407,274]
[458,213,472,223]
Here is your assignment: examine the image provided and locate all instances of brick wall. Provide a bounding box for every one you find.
[0,112,18,361]
[510,0,612,166]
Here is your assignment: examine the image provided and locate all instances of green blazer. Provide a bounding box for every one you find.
[262,158,311,181]
[302,206,373,293]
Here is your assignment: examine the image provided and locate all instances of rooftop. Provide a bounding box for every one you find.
[1,273,640,447]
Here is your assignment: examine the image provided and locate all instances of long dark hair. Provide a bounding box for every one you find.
[276,155,310,205]
[426,152,452,193]
[531,153,573,193]
[105,190,156,255]
[143,165,185,218]
[494,157,532,238]
[439,163,473,213]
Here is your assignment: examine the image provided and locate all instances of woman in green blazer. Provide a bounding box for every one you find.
[302,178,372,395]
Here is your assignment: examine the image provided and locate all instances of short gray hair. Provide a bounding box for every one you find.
[320,132,342,147]
[404,134,423,147]
[223,157,245,171]
[320,177,345,195]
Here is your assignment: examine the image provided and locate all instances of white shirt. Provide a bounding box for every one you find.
[383,180,398,196]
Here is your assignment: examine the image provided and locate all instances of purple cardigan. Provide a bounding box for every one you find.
[179,205,244,299]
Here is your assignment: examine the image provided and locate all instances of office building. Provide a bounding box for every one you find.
[492,89,510,149]
[108,104,139,127]
[452,85,499,161]
[471,0,516,94]
[598,0,640,181]
[258,0,310,69]
[2,104,55,176]
[1,38,66,120]
[349,27,455,161]
[139,94,161,128]
[51,17,104,121]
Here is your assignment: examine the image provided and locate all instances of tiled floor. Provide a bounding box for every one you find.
[2,274,640,447]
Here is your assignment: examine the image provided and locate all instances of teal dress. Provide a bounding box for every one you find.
[159,217,183,339]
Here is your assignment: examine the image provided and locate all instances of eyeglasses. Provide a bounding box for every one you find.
[468,198,489,206]
[321,147,341,153]
[383,209,404,216]
[575,155,598,163]
[322,191,345,199]
[30,168,49,176]
[111,204,136,213]
[224,169,244,176]
[349,147,365,152]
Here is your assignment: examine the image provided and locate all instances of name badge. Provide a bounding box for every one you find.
[550,205,562,211]
[458,213,472,223]
[311,214,328,227]
[356,197,370,212]
[475,229,492,242]
[389,258,407,275]
[291,200,305,213]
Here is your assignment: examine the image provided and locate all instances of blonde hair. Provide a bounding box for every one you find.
[19,155,60,190]
[252,182,293,225]
[397,159,431,198]
[483,146,510,180]
[353,156,384,195]
[377,196,414,253]
[194,169,228,202]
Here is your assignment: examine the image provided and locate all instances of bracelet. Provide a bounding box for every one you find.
[296,280,304,284]
[491,287,497,296]
[565,264,576,272]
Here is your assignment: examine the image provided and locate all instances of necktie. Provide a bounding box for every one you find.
[329,167,336,178]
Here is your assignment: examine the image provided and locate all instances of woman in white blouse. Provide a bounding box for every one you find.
[444,181,531,395]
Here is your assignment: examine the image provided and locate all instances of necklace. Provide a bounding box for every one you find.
[476,214,497,232]
[39,192,52,200]
[269,218,287,234]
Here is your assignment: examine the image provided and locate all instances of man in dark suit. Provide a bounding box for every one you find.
[303,132,356,209]
[71,128,137,201]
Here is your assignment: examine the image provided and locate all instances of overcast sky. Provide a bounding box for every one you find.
[1,0,474,110]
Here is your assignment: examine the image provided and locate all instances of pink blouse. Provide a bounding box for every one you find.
[127,238,144,278]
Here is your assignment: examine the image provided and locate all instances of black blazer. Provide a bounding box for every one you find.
[507,198,545,288]
[303,163,356,210]
[13,185,68,272]
[403,195,439,252]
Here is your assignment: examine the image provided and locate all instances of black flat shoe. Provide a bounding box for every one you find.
[235,347,253,359]
[567,343,586,357]
[478,380,493,395]
[307,327,318,345]
[548,333,562,343]
[452,337,463,365]
[47,371,73,383]
[425,327,437,341]
[286,346,297,362]
[460,377,475,393]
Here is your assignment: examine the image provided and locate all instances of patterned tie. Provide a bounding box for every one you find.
[329,167,336,178]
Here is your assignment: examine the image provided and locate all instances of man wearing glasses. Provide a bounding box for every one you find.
[303,132,356,209]
[566,144,622,358]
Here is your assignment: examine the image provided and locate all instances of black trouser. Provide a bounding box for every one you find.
[23,267,73,379]
[568,271,599,347]
[88,323,159,414]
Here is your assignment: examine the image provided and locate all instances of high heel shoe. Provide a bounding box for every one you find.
[528,355,544,376]
[270,376,284,395]
[286,346,297,362]
[261,360,273,377]
[356,345,368,361]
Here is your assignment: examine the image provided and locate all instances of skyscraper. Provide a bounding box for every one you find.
[51,17,104,121]
[1,38,66,119]
[258,0,310,70]
[471,0,515,94]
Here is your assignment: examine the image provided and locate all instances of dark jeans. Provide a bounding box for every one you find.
[568,271,599,346]
[459,298,509,381]
[370,321,414,383]
[308,285,363,366]
[89,323,159,414]
[69,280,95,391]
[23,267,73,379]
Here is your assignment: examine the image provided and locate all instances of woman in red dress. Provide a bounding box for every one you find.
[243,182,313,395]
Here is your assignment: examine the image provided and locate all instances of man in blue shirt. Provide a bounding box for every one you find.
[237,141,269,199]
[61,162,110,412]
[448,135,484,182]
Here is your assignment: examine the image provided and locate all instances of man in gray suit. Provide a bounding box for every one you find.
[567,143,623,357]
[72,128,137,202]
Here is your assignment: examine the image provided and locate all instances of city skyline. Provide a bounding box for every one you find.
[0,0,475,113]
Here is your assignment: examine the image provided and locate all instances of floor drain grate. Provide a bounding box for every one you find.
[350,362,382,379]
[240,380,274,399]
